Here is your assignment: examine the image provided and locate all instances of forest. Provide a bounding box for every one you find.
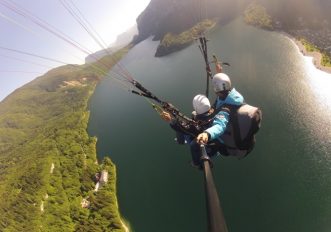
[0,48,129,231]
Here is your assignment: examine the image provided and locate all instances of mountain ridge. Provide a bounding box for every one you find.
[133,0,331,57]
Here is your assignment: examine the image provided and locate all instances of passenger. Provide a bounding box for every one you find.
[196,72,261,161]
[161,94,227,168]
[196,73,244,145]
[162,73,261,168]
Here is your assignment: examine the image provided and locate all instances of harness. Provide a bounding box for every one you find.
[202,101,250,150]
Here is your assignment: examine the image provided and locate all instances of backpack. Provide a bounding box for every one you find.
[218,104,262,159]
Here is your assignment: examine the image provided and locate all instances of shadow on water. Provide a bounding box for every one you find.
[88,18,331,232]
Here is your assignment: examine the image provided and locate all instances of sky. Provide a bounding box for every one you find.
[0,0,151,101]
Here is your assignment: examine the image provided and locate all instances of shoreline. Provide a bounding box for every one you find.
[281,31,331,74]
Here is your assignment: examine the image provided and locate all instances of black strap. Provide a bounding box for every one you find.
[131,80,163,104]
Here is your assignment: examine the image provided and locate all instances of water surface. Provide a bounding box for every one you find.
[88,19,331,232]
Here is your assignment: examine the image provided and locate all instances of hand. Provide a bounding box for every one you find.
[216,62,223,73]
[160,111,172,122]
[196,132,209,144]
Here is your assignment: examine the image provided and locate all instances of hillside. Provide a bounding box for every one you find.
[244,0,331,62]
[133,0,331,58]
[256,0,331,30]
[135,0,331,42]
[0,48,129,231]
[133,0,248,44]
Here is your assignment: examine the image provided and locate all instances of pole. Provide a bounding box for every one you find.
[200,145,228,232]
[206,69,210,98]
[199,37,212,98]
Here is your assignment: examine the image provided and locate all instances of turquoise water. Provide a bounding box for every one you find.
[88,19,331,232]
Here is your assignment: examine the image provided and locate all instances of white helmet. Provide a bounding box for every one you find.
[212,73,231,92]
[192,94,211,115]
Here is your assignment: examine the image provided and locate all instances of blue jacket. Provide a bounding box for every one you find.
[205,88,244,141]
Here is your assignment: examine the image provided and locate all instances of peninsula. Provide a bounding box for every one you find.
[155,19,217,57]
[294,38,331,73]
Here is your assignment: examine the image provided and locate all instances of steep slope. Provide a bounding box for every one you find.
[133,0,248,44]
[133,0,331,57]
[135,0,331,44]
[0,48,129,231]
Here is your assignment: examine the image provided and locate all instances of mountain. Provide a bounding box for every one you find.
[133,0,250,44]
[132,0,252,56]
[255,0,331,30]
[134,0,331,43]
[251,0,331,57]
[133,0,331,57]
[0,49,129,231]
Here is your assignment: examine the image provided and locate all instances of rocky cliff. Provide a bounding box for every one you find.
[133,0,331,57]
[133,0,249,45]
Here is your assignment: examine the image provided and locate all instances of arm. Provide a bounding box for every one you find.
[212,55,223,73]
[197,111,230,144]
[162,111,193,144]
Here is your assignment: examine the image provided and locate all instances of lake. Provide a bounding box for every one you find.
[88,18,331,232]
